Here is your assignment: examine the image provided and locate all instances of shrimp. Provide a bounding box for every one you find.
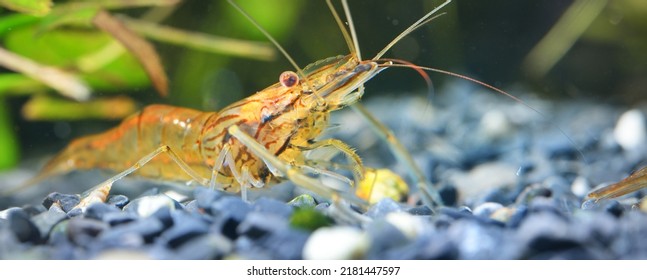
[10,0,464,211]
[586,166,647,201]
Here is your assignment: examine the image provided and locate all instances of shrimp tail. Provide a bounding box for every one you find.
[1,134,111,196]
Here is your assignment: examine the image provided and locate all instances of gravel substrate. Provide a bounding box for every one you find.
[1,82,647,260]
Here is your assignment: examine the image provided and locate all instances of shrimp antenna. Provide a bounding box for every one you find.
[374,0,451,60]
[226,0,324,103]
[341,0,362,60]
[387,63,588,163]
[326,0,357,58]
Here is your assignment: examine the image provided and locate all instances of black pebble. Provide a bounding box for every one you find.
[99,217,165,247]
[102,211,138,226]
[8,210,40,243]
[84,203,120,220]
[160,212,209,248]
[42,192,80,213]
[171,234,233,260]
[237,212,288,240]
[604,200,624,218]
[107,195,130,209]
[526,236,585,258]
[211,197,251,239]
[407,205,433,216]
[67,218,108,247]
[439,185,458,206]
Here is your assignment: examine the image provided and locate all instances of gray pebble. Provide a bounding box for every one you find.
[260,228,310,259]
[31,207,68,241]
[365,219,409,258]
[365,198,403,219]
[252,197,293,218]
[194,187,225,211]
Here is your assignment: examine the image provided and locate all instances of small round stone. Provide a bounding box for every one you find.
[385,212,425,239]
[614,109,646,152]
[303,226,370,260]
[124,194,180,218]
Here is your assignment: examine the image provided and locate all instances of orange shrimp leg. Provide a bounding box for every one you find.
[75,145,214,209]
[586,166,647,201]
[227,125,370,224]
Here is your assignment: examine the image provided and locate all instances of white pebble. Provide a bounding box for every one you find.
[570,176,590,197]
[303,227,369,260]
[614,109,646,152]
[385,212,425,239]
[125,194,176,217]
[480,110,512,139]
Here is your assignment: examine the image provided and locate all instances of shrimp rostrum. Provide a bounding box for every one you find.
[12,0,459,209]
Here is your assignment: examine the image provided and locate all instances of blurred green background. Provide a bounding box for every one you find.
[0,0,646,171]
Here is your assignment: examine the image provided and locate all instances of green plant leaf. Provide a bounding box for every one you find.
[0,74,46,96]
[0,99,19,169]
[4,25,150,92]
[21,95,137,120]
[0,0,52,16]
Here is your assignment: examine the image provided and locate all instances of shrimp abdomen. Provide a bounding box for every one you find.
[37,105,215,183]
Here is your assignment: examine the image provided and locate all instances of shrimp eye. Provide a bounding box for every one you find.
[279,71,299,88]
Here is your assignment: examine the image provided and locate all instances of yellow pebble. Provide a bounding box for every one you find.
[356,169,409,204]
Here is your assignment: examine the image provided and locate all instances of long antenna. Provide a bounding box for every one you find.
[374,0,452,60]
[326,0,356,56]
[341,0,361,60]
[227,0,324,103]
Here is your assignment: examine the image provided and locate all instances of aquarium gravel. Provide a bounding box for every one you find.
[1,82,646,260]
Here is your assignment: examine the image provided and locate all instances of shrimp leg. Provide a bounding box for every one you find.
[297,138,364,185]
[227,125,368,207]
[76,145,213,209]
[350,102,443,208]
